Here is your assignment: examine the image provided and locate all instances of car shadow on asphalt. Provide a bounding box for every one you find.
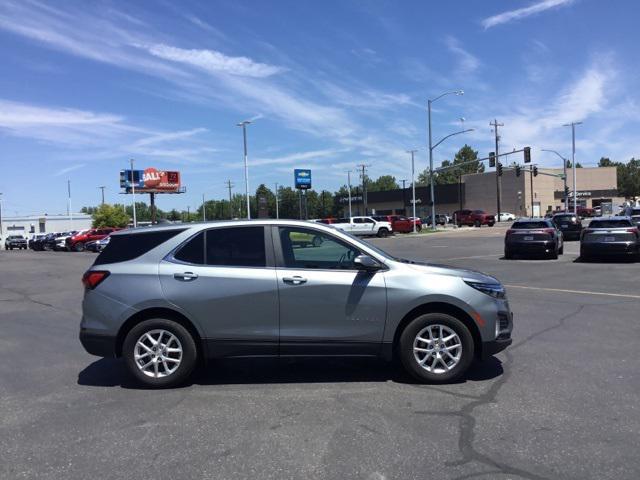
[77,356,504,389]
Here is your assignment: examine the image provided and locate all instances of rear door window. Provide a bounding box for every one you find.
[205,227,266,267]
[173,231,205,264]
[95,229,186,265]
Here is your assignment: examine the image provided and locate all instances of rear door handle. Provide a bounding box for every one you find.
[174,272,198,281]
[283,276,307,285]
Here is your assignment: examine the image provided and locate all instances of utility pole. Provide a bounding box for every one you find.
[490,119,504,221]
[274,182,279,219]
[563,122,582,215]
[226,180,234,219]
[357,164,370,215]
[98,186,105,205]
[130,159,137,227]
[187,206,190,222]
[347,170,353,218]
[406,150,418,232]
[237,120,252,219]
[400,179,407,215]
[202,193,206,221]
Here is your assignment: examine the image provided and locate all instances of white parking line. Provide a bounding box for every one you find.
[504,284,640,300]
[441,254,503,260]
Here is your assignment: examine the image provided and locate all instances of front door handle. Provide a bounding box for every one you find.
[174,272,198,281]
[282,276,307,285]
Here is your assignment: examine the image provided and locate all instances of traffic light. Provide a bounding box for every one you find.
[489,152,496,168]
[533,166,538,177]
[515,165,521,177]
[497,162,503,176]
[523,146,531,163]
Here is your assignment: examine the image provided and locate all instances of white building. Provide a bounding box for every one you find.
[1,213,92,248]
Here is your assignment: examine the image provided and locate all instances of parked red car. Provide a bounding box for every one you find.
[576,207,595,218]
[372,215,419,233]
[66,227,121,252]
[453,209,496,227]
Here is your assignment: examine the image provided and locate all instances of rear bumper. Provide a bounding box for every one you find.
[79,329,116,358]
[581,242,638,255]
[506,240,556,253]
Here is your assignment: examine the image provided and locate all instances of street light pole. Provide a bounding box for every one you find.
[347,170,353,218]
[274,182,279,219]
[67,180,73,230]
[407,150,418,232]
[237,120,252,219]
[98,186,105,205]
[541,149,569,212]
[563,122,582,215]
[130,159,137,227]
[427,90,465,231]
[202,193,206,221]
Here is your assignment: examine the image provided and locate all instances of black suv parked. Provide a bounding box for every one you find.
[552,212,582,241]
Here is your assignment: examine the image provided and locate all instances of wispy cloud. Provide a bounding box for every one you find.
[148,44,284,78]
[54,163,86,176]
[232,148,348,167]
[444,36,480,75]
[482,0,575,29]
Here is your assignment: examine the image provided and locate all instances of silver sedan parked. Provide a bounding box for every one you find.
[79,220,513,387]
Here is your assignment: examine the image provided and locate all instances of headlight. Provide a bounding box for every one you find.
[464,280,506,299]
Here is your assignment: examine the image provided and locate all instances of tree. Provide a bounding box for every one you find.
[92,204,130,228]
[418,145,484,185]
[368,175,399,192]
[566,160,582,168]
[600,157,640,197]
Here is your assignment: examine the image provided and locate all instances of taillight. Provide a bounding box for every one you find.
[543,228,555,235]
[82,270,110,290]
[627,228,639,236]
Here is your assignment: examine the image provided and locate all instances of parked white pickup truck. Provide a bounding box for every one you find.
[332,216,393,237]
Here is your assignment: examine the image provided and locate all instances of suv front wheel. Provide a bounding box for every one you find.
[123,318,198,388]
[399,313,474,383]
[377,228,390,238]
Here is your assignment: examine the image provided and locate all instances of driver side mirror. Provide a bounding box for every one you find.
[353,254,382,271]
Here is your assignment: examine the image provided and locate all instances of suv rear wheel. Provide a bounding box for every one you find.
[74,242,85,252]
[377,228,389,238]
[474,220,481,227]
[399,313,474,383]
[123,318,198,388]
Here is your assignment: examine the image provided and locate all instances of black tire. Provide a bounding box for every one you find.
[377,228,389,238]
[504,248,513,259]
[74,242,85,252]
[559,243,564,255]
[474,220,481,228]
[123,318,198,388]
[399,313,474,384]
[488,222,495,227]
[549,245,558,260]
[579,249,589,262]
[416,225,422,232]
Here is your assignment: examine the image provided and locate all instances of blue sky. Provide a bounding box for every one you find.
[1,0,638,216]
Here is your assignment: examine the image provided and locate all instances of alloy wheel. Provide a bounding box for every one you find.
[412,324,462,374]
[134,329,183,378]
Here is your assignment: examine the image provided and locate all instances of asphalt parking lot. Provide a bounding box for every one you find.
[2,226,639,480]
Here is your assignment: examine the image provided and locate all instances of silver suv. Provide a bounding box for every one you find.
[80,220,512,387]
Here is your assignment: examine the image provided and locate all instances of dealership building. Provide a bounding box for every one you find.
[340,166,623,218]
[0,213,92,248]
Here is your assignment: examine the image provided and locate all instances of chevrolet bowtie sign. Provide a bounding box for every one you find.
[294,169,312,190]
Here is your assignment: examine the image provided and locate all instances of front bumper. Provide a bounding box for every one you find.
[79,328,116,358]
[482,336,513,358]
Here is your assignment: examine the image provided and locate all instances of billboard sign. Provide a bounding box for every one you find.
[120,168,182,193]
[294,169,312,190]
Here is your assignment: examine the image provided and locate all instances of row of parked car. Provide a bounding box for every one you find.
[504,212,640,260]
[23,227,119,253]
